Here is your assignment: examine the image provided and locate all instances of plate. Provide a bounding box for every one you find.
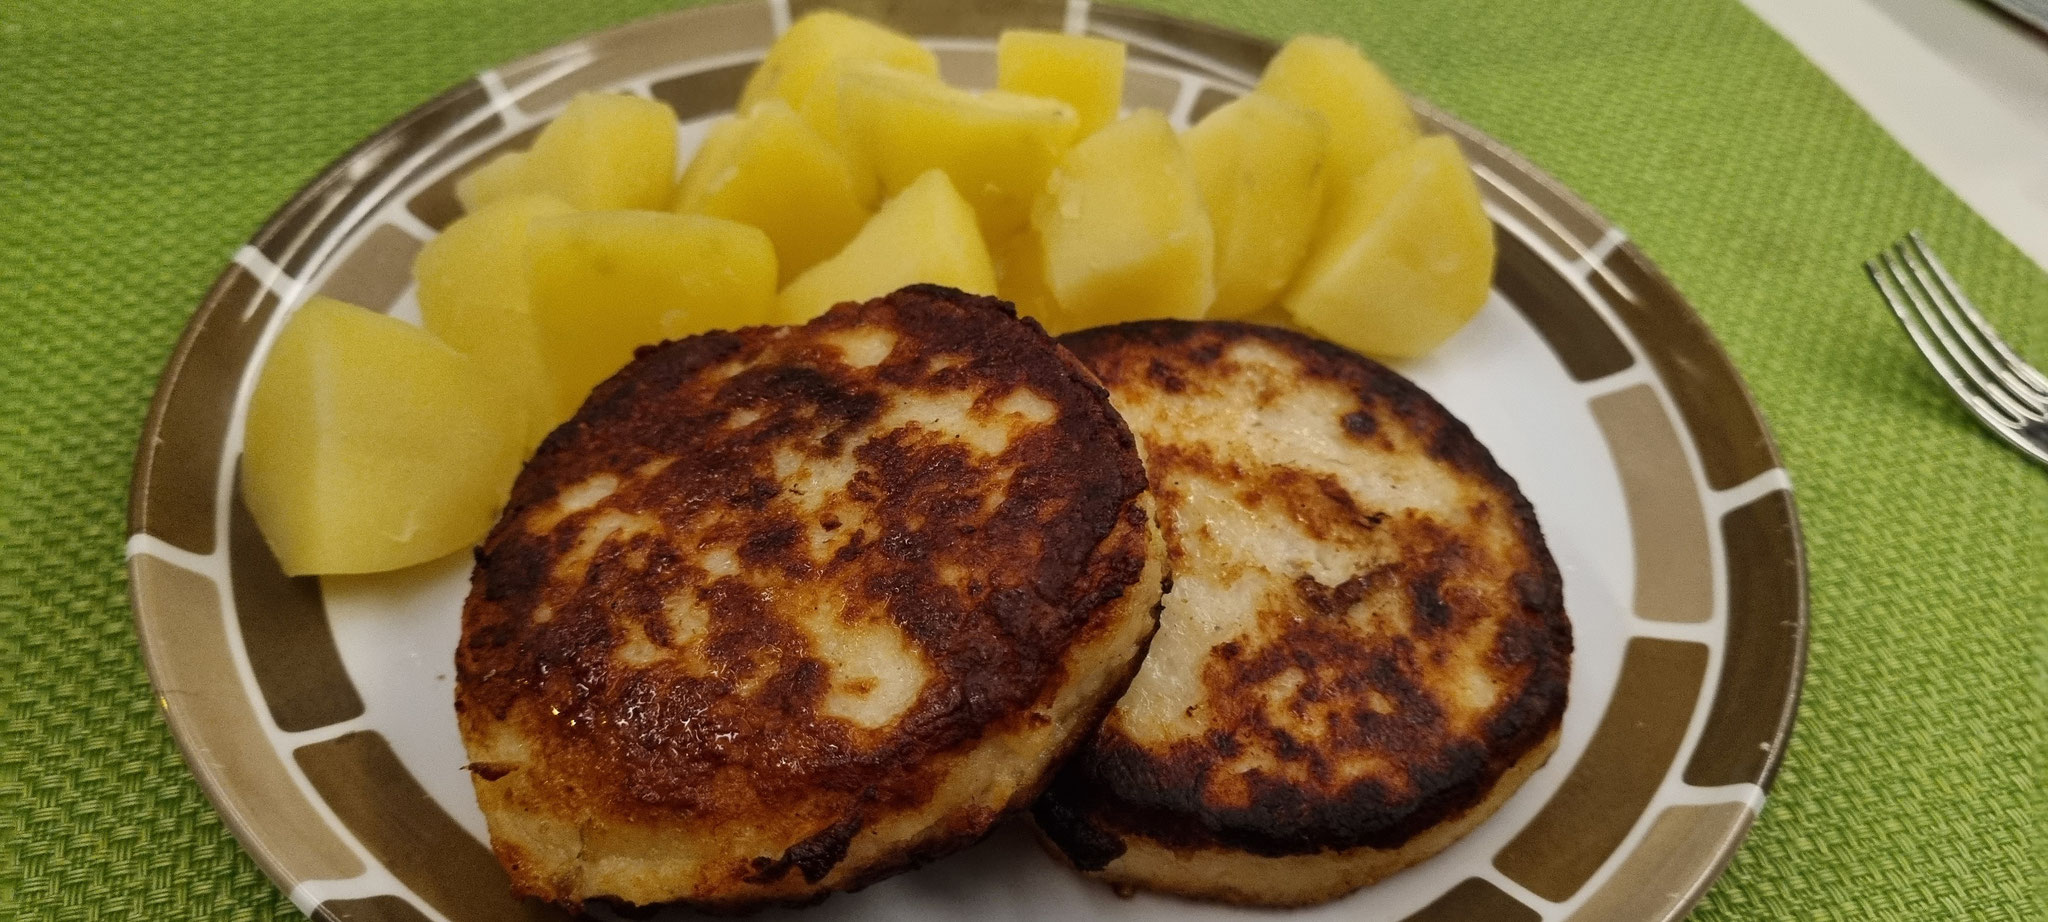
[125,3,1808,920]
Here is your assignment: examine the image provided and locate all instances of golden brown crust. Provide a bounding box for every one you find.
[1040,729,1560,907]
[1035,321,1570,892]
[456,286,1160,910]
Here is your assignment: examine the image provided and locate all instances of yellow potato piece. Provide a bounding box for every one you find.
[840,65,1078,239]
[674,100,873,284]
[792,58,922,205]
[1032,110,1214,325]
[991,228,1069,332]
[996,29,1126,138]
[455,93,678,213]
[1257,36,1420,196]
[674,115,748,210]
[414,194,574,445]
[791,59,880,202]
[741,10,938,114]
[790,63,898,204]
[527,211,777,416]
[776,169,996,323]
[1283,135,1495,358]
[1184,93,1328,318]
[1234,301,1299,330]
[454,151,531,214]
[242,297,525,576]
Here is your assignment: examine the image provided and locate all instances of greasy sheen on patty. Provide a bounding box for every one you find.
[1034,321,1571,906]
[456,286,1165,912]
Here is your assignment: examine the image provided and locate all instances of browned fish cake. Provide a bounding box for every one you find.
[1033,321,1570,907]
[456,286,1165,912]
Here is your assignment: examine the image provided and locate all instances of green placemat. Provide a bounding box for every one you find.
[1,0,2042,918]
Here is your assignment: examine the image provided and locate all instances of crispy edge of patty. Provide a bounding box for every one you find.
[456,287,1168,911]
[1040,729,1559,907]
[1033,320,1571,885]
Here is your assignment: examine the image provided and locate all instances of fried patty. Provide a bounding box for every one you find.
[455,286,1165,912]
[1033,321,1571,907]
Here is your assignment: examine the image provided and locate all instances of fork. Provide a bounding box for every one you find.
[1866,231,2048,468]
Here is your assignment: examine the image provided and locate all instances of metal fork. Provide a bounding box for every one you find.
[1866,231,2048,467]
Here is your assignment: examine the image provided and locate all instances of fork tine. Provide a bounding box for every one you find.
[1889,243,2047,424]
[1869,253,2022,431]
[1906,231,2048,402]
[1903,238,2048,417]
[1896,245,2048,424]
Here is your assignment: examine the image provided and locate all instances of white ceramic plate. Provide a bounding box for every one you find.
[127,4,1807,921]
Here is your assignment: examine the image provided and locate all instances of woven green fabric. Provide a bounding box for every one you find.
[1,0,2042,918]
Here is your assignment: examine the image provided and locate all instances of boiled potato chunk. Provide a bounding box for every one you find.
[991,228,1068,332]
[1284,135,1494,358]
[453,152,532,214]
[1184,93,1328,318]
[996,30,1125,137]
[243,297,525,576]
[791,59,901,205]
[528,211,777,416]
[455,93,678,213]
[674,100,873,283]
[1234,301,1299,330]
[414,194,573,445]
[674,114,748,210]
[740,10,939,115]
[777,169,995,323]
[1257,36,1419,195]
[840,65,1078,239]
[1032,110,1214,324]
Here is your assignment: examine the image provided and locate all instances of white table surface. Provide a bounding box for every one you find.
[1746,0,2048,273]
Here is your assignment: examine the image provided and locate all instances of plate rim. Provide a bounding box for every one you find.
[1409,93,1811,795]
